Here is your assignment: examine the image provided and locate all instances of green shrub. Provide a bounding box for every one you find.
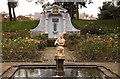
[34,35,46,40]
[2,31,46,61]
[81,26,109,35]
[2,37,39,61]
[34,35,47,50]
[37,42,47,50]
[66,34,119,62]
[65,34,81,50]
[2,31,30,39]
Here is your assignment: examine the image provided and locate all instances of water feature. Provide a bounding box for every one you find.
[3,65,111,79]
[1,64,120,79]
[11,66,110,79]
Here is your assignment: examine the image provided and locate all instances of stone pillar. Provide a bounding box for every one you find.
[45,14,48,33]
[62,13,66,33]
[54,56,65,76]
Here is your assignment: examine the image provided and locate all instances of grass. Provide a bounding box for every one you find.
[72,19,119,30]
[2,19,119,31]
[2,20,39,31]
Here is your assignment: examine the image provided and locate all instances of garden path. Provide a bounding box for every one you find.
[41,47,76,62]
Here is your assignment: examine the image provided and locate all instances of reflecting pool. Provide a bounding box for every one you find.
[13,67,110,79]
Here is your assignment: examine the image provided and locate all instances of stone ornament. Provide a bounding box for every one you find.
[54,33,65,58]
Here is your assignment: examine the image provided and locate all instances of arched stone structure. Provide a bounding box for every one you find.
[31,5,80,38]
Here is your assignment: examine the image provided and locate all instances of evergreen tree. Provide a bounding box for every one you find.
[98,1,120,20]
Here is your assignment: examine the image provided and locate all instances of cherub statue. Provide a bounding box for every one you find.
[54,33,65,57]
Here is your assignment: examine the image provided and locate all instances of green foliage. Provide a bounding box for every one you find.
[54,2,87,18]
[37,42,47,50]
[72,19,119,34]
[2,20,39,31]
[35,35,46,40]
[66,34,119,62]
[2,31,46,61]
[81,26,109,35]
[34,35,47,49]
[2,20,119,34]
[65,34,80,49]
[62,2,76,18]
[98,1,120,20]
[2,31,30,39]
[2,19,119,62]
[72,19,91,29]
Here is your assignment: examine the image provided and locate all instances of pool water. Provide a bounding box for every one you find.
[13,67,110,79]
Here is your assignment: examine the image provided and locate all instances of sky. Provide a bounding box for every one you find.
[0,0,112,17]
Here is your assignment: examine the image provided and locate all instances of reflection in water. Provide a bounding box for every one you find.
[13,68,110,79]
[15,69,55,77]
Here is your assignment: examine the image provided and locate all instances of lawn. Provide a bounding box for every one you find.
[72,19,119,34]
[2,20,39,31]
[72,19,119,30]
[2,19,119,33]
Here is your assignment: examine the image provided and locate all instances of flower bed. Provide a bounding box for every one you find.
[66,33,119,62]
[2,31,47,61]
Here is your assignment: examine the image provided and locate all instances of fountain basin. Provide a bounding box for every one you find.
[1,64,120,79]
[13,68,108,79]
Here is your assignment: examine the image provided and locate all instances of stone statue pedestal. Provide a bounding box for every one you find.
[54,55,65,76]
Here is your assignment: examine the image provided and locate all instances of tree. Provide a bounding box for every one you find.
[11,2,18,21]
[98,1,120,20]
[8,0,18,21]
[55,0,93,19]
[60,2,76,19]
[54,2,84,19]
[116,1,120,20]
[8,2,12,21]
[26,0,93,19]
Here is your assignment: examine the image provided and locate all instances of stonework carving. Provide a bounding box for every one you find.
[54,33,65,57]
